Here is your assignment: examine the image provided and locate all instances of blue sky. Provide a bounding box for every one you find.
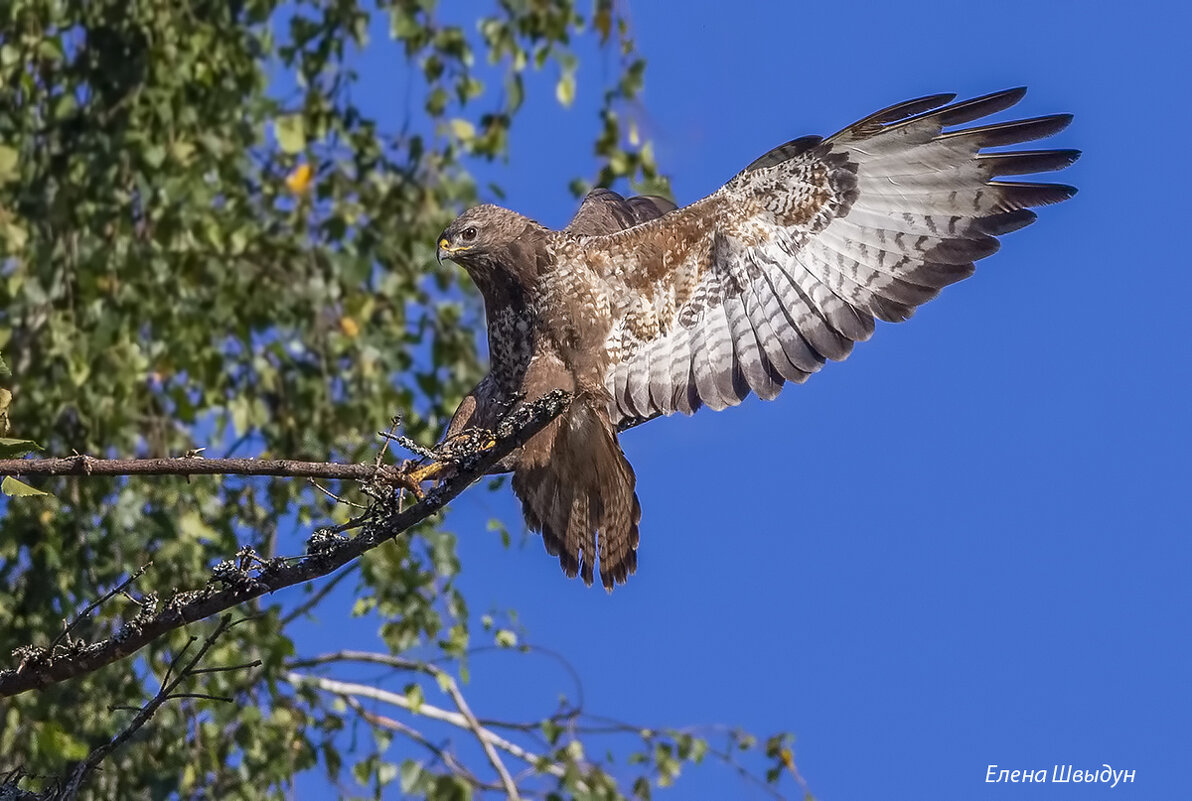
[296,1,1191,798]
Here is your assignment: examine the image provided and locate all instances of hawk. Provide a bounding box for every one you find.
[430,87,1077,590]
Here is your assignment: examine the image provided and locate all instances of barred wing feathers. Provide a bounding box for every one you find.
[594,88,1078,424]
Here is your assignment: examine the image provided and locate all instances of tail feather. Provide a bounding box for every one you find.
[512,398,640,591]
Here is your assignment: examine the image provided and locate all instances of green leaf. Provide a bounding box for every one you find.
[405,682,424,714]
[555,71,576,107]
[376,761,398,787]
[143,144,166,168]
[0,219,28,250]
[429,775,472,801]
[0,437,40,458]
[0,145,18,184]
[2,476,49,497]
[177,510,217,542]
[449,118,475,141]
[434,671,452,692]
[275,115,307,154]
[400,760,425,794]
[34,721,89,760]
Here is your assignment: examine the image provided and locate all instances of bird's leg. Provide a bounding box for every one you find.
[396,427,500,497]
[400,457,454,490]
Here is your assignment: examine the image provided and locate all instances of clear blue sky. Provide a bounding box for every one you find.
[297,2,1191,798]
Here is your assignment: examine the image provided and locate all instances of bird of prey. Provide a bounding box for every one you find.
[430,87,1078,590]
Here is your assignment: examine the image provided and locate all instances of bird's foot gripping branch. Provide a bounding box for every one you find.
[393,425,504,498]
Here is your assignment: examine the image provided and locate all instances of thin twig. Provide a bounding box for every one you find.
[309,478,367,510]
[374,416,402,468]
[164,692,235,703]
[188,660,263,676]
[50,564,152,653]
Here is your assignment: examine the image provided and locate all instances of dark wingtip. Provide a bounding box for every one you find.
[1000,86,1029,106]
[992,181,1079,207]
[871,92,957,125]
[979,149,1082,176]
[930,87,1029,127]
[1037,113,1075,139]
[978,209,1038,236]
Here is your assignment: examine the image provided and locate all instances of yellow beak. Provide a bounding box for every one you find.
[437,238,469,263]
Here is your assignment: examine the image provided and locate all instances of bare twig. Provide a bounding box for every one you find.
[374,416,402,468]
[0,391,570,699]
[309,478,367,510]
[50,564,152,653]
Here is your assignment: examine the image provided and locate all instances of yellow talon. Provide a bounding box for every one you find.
[403,459,455,488]
[391,428,498,498]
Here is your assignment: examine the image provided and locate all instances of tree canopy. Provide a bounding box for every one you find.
[0,1,798,798]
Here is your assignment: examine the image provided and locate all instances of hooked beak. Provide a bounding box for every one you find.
[436,234,468,264]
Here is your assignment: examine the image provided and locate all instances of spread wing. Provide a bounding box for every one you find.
[593,88,1078,424]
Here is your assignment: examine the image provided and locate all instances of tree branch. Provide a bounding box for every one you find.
[0,454,405,481]
[0,391,570,699]
[285,672,566,780]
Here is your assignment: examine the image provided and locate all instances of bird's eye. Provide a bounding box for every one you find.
[461,226,477,242]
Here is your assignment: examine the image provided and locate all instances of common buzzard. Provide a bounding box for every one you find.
[430,87,1078,590]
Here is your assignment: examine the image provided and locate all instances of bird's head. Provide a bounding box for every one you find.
[436,205,537,275]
